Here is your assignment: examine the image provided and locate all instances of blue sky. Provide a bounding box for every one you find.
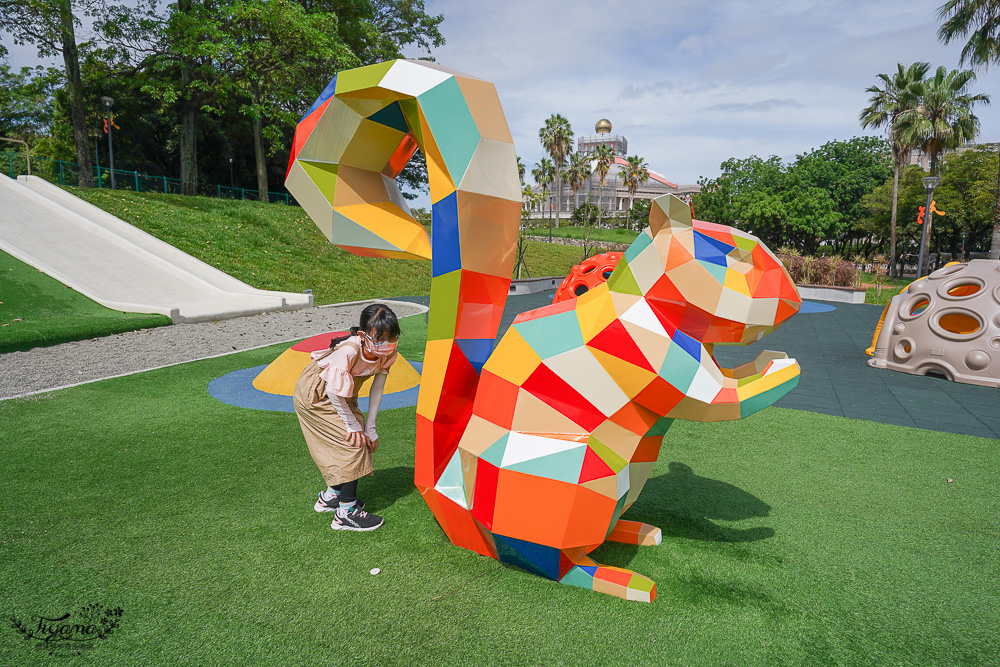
[416,0,999,187]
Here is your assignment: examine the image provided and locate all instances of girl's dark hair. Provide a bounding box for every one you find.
[329,303,401,349]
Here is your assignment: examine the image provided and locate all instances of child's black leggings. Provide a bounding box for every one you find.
[332,479,359,504]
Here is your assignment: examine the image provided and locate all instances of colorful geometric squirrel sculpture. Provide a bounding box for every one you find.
[286,60,802,602]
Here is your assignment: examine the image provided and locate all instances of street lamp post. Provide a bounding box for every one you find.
[101,96,116,190]
[90,130,101,188]
[229,157,234,189]
[917,176,941,278]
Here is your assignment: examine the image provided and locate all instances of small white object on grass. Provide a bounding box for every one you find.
[370,568,380,575]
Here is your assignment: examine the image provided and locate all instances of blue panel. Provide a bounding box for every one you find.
[579,565,597,576]
[432,191,462,277]
[493,534,561,580]
[672,330,702,361]
[800,300,836,314]
[367,101,410,134]
[455,338,494,374]
[693,230,733,267]
[301,76,338,122]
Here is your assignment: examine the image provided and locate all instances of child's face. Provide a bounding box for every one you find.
[362,329,398,357]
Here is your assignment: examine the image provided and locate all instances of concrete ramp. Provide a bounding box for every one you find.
[0,175,313,323]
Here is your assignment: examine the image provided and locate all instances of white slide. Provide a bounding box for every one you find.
[0,175,313,323]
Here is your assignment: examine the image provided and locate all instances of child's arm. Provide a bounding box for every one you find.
[364,372,387,448]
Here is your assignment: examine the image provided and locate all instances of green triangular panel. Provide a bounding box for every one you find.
[427,270,462,340]
[335,60,395,95]
[739,375,799,419]
[606,260,642,296]
[367,101,410,134]
[416,77,480,184]
[587,436,628,473]
[399,99,424,146]
[299,161,338,206]
[479,433,509,468]
[645,417,674,437]
[503,446,586,484]
[513,310,584,360]
[331,210,403,253]
[733,235,757,252]
[605,494,629,538]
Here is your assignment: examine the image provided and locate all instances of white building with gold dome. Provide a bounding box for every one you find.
[527,119,701,220]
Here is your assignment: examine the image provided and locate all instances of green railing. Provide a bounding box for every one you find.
[2,150,295,205]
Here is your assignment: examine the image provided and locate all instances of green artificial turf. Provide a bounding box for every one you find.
[2,333,998,664]
[0,250,171,353]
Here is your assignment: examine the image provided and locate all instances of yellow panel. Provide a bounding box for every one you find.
[456,192,519,278]
[575,287,618,341]
[426,147,457,203]
[482,328,542,385]
[340,119,407,172]
[454,76,513,143]
[335,202,430,260]
[340,97,396,117]
[589,347,658,400]
[335,60,396,95]
[723,269,751,296]
[416,339,454,419]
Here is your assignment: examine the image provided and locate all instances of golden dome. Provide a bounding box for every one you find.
[595,118,612,134]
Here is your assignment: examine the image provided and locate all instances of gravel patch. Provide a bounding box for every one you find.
[0,299,427,400]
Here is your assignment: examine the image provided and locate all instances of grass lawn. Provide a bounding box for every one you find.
[2,317,998,664]
[523,223,637,246]
[0,250,171,354]
[68,189,586,305]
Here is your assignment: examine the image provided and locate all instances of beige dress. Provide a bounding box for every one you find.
[293,338,396,486]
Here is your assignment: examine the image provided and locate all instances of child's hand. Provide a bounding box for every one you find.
[367,437,379,453]
[347,431,366,448]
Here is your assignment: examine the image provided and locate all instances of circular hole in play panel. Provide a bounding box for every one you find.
[602,269,613,279]
[940,277,984,299]
[990,337,1000,351]
[582,266,595,274]
[932,309,983,340]
[574,284,589,296]
[894,338,914,361]
[905,298,930,318]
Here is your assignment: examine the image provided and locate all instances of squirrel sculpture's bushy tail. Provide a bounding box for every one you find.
[285,60,522,550]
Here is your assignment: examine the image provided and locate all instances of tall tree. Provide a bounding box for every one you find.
[563,151,591,214]
[516,154,525,183]
[860,62,929,277]
[1,0,95,186]
[592,143,615,215]
[897,65,989,271]
[531,157,554,219]
[938,0,1000,258]
[621,154,649,228]
[0,62,59,141]
[539,113,573,224]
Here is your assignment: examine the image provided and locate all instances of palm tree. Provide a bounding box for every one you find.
[516,155,525,184]
[539,114,574,224]
[897,65,989,273]
[531,157,554,216]
[938,0,1000,259]
[592,143,615,215]
[564,151,592,214]
[621,155,650,230]
[860,62,929,278]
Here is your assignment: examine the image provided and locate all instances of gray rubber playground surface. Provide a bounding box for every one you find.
[396,292,1000,440]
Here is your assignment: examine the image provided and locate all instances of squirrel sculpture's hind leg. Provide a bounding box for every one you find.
[558,549,657,603]
[607,519,663,546]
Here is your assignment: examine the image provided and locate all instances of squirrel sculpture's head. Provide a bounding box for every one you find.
[608,194,801,346]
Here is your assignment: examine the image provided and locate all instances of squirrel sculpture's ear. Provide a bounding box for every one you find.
[648,194,693,237]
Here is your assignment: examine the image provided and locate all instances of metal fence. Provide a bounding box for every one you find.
[2,149,295,205]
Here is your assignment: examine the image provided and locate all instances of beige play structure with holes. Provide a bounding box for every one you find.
[867,260,1000,388]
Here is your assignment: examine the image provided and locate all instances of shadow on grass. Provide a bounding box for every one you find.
[627,462,775,543]
[365,465,416,512]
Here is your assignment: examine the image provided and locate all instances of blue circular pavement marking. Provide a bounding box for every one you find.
[799,300,837,314]
[208,362,423,413]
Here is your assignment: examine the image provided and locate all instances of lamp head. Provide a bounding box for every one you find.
[922,176,941,192]
[101,96,114,109]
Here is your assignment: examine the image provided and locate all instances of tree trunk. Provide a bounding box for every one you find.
[58,1,93,188]
[251,79,269,203]
[888,151,900,278]
[179,63,198,196]
[991,145,1000,260]
[554,169,561,228]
